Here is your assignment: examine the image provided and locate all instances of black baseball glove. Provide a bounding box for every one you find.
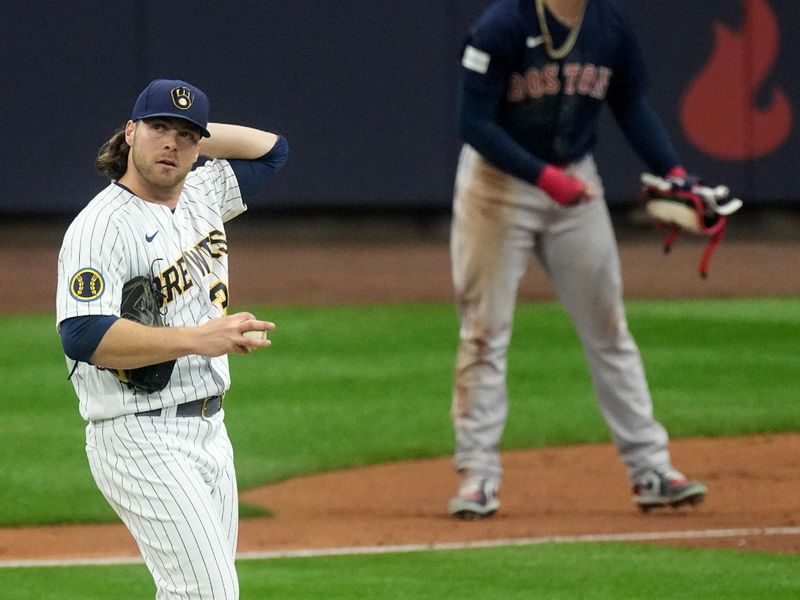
[640,173,743,278]
[115,274,175,393]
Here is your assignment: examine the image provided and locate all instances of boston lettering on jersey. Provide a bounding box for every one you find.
[461,0,646,165]
[507,63,612,102]
[155,229,229,307]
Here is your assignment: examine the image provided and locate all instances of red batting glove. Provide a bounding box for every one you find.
[667,165,688,179]
[536,164,587,206]
[665,165,700,191]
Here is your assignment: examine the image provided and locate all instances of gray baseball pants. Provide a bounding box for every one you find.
[450,145,672,486]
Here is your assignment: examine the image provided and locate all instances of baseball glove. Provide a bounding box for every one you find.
[115,274,175,393]
[640,173,743,278]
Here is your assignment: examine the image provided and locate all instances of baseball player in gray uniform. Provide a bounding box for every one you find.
[448,0,707,519]
[56,79,288,597]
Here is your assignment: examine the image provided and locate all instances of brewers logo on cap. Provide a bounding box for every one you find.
[70,268,105,302]
[171,86,194,110]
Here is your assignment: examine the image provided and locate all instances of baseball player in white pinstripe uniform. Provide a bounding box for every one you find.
[56,79,288,598]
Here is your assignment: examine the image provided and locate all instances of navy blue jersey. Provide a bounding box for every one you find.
[459,0,681,182]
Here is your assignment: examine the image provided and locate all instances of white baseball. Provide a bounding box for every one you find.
[243,329,267,342]
[239,329,267,353]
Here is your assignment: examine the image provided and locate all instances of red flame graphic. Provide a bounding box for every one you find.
[680,0,792,160]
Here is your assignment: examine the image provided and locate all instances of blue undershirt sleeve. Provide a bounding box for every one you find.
[228,135,289,202]
[59,315,119,363]
[458,5,546,183]
[459,86,546,183]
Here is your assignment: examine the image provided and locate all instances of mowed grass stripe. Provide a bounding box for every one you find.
[1,298,798,525]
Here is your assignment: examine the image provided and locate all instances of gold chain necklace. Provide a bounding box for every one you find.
[535,0,586,59]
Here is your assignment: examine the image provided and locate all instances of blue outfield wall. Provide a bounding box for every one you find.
[1,1,797,215]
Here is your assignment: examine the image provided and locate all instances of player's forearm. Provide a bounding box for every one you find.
[200,123,279,160]
[91,318,196,369]
[459,88,546,184]
[91,312,273,368]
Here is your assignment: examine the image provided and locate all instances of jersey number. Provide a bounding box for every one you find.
[209,281,229,311]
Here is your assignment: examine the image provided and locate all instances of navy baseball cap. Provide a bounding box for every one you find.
[131,79,211,137]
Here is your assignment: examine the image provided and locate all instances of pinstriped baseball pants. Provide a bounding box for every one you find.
[450,145,672,486]
[86,410,239,599]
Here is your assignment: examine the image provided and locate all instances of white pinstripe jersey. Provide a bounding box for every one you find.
[57,159,245,421]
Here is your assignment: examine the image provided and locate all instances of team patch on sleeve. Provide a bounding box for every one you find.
[70,268,105,302]
[462,45,491,74]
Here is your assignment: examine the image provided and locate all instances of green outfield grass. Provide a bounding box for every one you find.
[1,298,798,525]
[4,543,800,599]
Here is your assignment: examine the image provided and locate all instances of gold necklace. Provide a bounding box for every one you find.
[535,0,586,59]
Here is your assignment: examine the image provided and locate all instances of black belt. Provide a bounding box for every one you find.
[135,396,223,418]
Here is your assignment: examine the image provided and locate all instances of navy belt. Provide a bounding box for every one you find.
[135,395,223,418]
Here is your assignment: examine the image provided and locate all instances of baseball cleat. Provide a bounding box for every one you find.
[448,475,500,520]
[632,467,707,513]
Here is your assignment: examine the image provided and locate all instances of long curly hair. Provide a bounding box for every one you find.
[95,125,129,181]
